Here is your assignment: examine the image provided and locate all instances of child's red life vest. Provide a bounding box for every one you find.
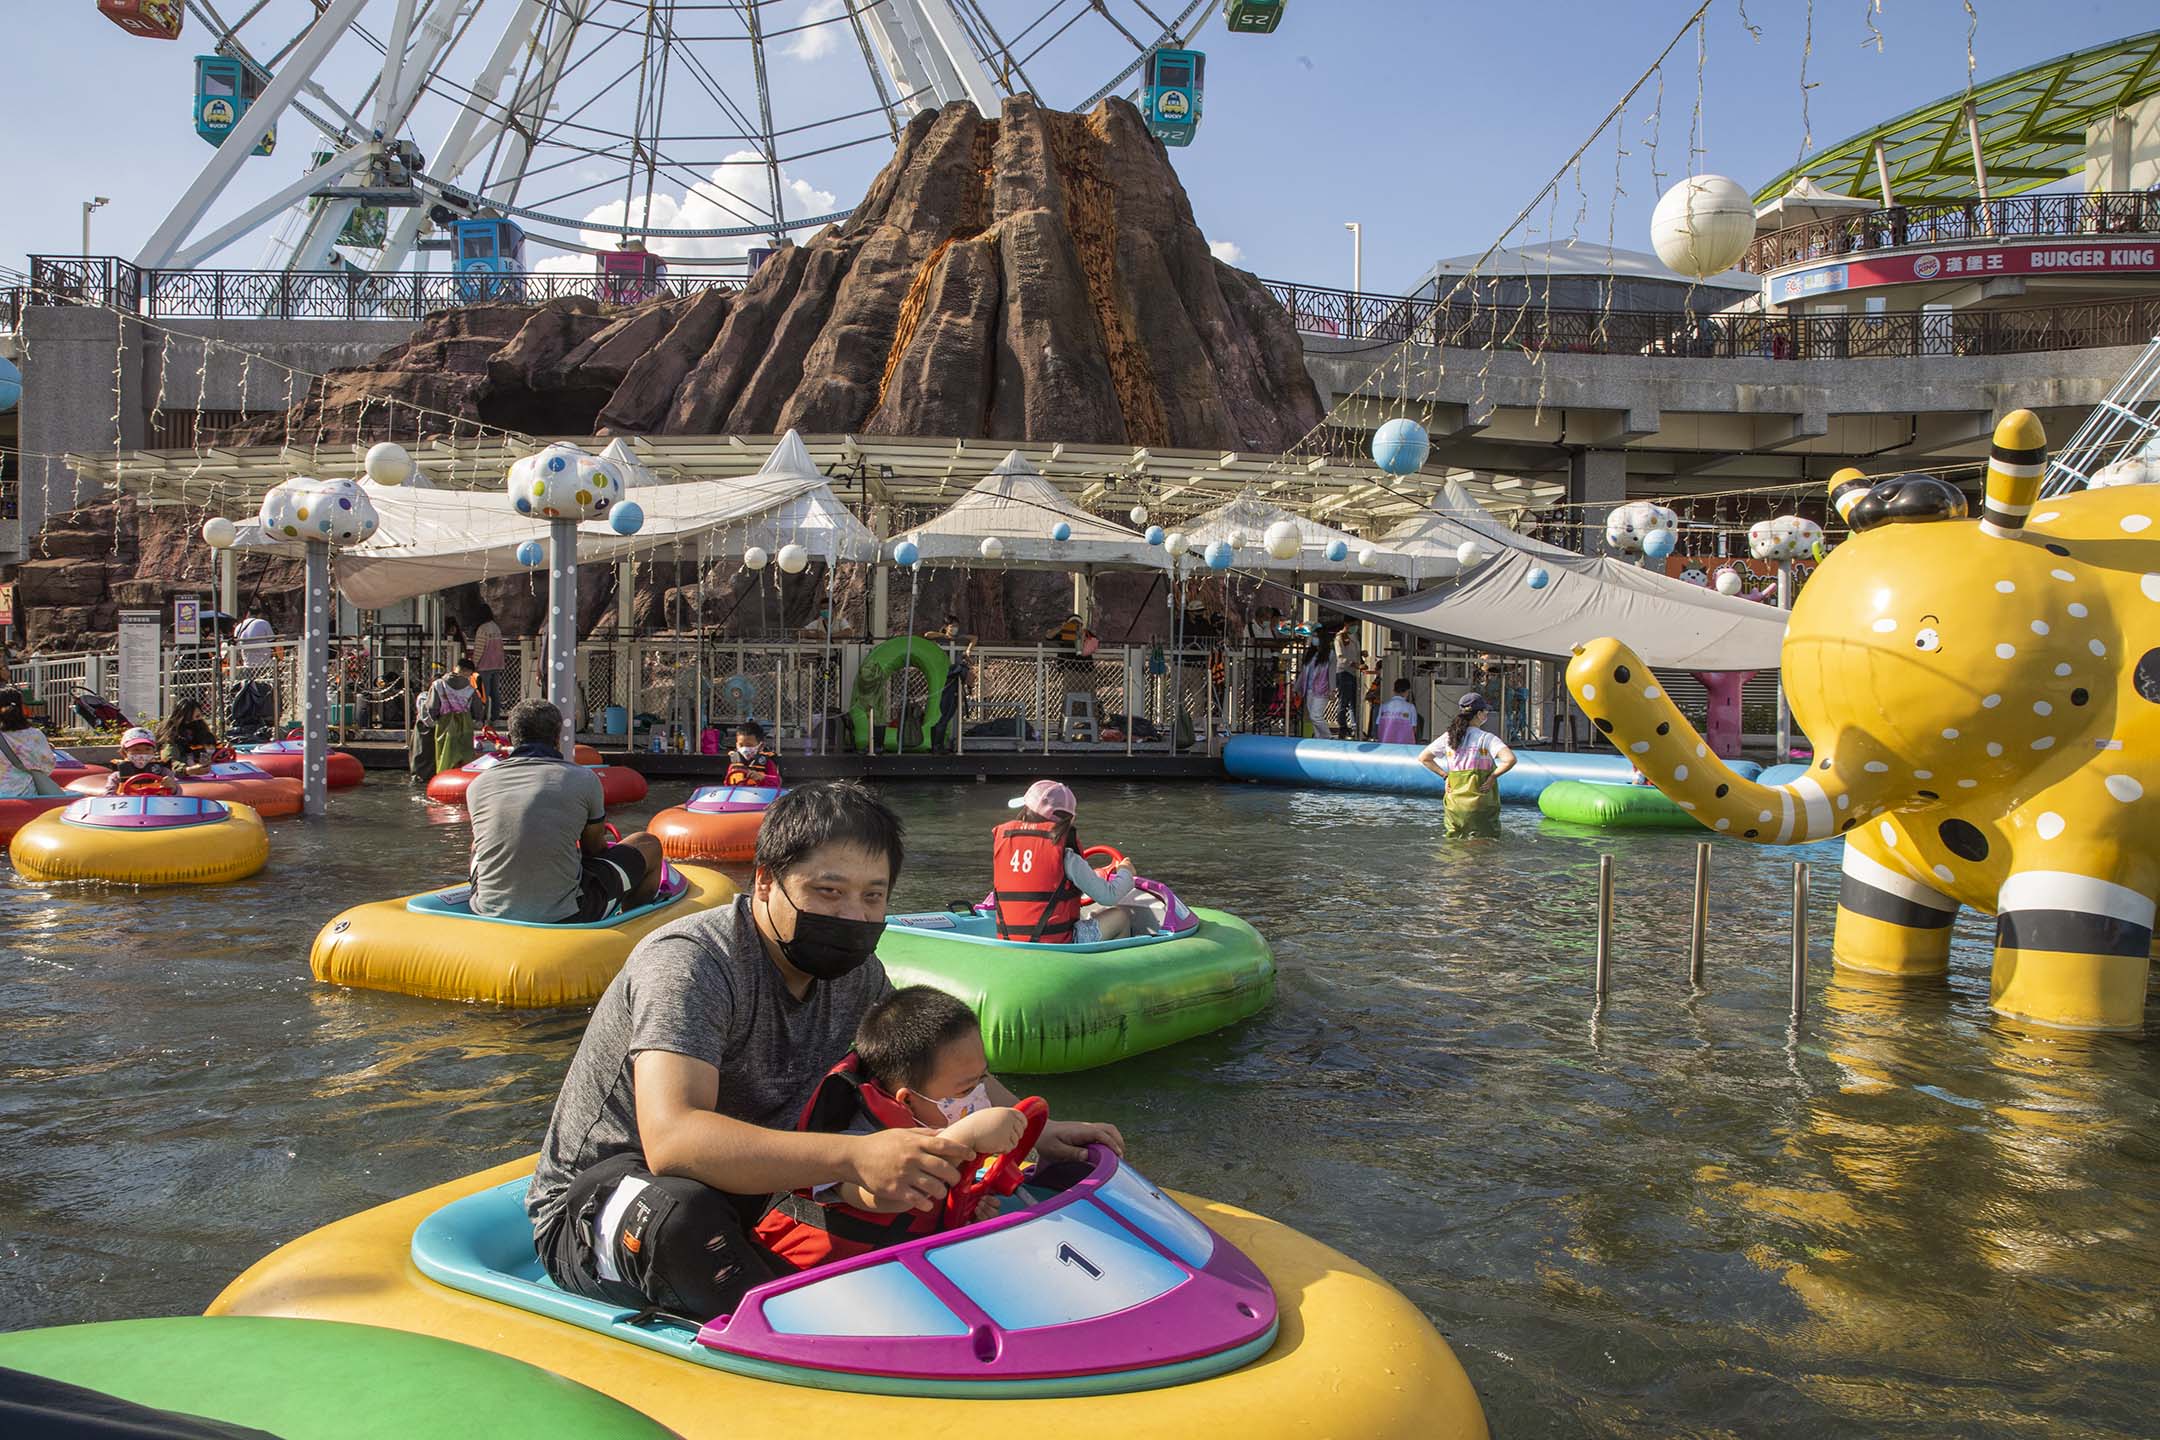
[752,1055,946,1271]
[990,819,1083,943]
[723,749,781,788]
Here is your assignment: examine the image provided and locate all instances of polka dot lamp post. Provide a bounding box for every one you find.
[253,476,381,817]
[1749,514,1825,762]
[507,443,636,755]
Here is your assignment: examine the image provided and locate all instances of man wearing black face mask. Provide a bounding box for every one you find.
[526,781,1124,1320]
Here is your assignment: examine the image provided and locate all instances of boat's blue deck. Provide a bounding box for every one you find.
[405,870,690,928]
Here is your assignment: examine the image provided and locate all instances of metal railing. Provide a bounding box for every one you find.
[1742,190,2160,274]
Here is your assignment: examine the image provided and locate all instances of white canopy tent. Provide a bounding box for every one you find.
[889,450,1168,571]
[1753,175,1877,232]
[1378,478,1576,582]
[1181,492,1427,582]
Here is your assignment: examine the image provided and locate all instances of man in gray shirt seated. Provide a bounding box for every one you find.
[467,698,664,922]
[525,780,1125,1319]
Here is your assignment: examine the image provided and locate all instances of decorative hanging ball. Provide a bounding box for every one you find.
[1129,504,1149,526]
[515,539,545,568]
[363,441,414,487]
[1713,567,1744,596]
[1051,521,1073,542]
[1357,546,1378,568]
[893,539,922,567]
[1526,567,1551,590]
[743,545,770,571]
[1642,527,1678,561]
[1747,514,1823,561]
[1165,530,1186,554]
[609,501,645,536]
[1604,500,1679,557]
[1370,418,1431,476]
[1454,540,1484,568]
[1323,538,1349,563]
[776,543,810,574]
[258,476,379,547]
[201,516,237,550]
[1263,520,1301,561]
[1649,174,1754,279]
[1204,539,1235,570]
[978,536,1005,561]
[1145,525,1166,546]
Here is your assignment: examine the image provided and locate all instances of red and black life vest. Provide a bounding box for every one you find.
[724,749,780,787]
[752,1055,945,1271]
[991,818,1083,944]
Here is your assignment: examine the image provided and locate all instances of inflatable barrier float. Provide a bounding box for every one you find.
[1223,735,1761,803]
[0,1317,674,1440]
[652,784,780,863]
[881,859,1274,1074]
[1537,779,1709,831]
[207,1151,1486,1438]
[240,738,366,788]
[0,795,74,847]
[9,792,269,885]
[310,863,734,1007]
[425,751,648,808]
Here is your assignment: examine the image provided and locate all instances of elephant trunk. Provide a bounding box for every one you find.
[1566,637,1904,844]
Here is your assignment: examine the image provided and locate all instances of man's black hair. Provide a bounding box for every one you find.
[854,986,979,1094]
[507,698,562,746]
[734,719,766,741]
[1392,678,1412,696]
[755,779,905,884]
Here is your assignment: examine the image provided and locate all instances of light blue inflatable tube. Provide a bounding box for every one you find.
[1221,735,1762,803]
[1756,763,1809,788]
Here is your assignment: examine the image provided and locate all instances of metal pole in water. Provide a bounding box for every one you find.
[1689,841,1710,987]
[1790,860,1810,1022]
[1595,853,1614,1002]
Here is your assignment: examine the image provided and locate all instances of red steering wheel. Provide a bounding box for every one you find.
[1079,844,1130,872]
[476,726,504,752]
[944,1095,1049,1229]
[209,745,237,764]
[117,773,179,797]
[603,822,623,843]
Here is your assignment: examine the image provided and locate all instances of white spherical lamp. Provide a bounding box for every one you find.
[776,543,809,574]
[1714,568,1744,596]
[1356,545,1378,568]
[1165,530,1187,554]
[1129,504,1150,527]
[743,546,770,571]
[201,516,237,550]
[363,441,413,487]
[1455,540,1484,568]
[1263,520,1301,561]
[979,536,1005,561]
[1649,174,1754,279]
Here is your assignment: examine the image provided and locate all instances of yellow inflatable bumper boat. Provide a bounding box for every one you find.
[209,1155,1486,1438]
[9,794,269,885]
[310,864,734,1007]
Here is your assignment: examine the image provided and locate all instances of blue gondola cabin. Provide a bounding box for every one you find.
[100,0,184,40]
[1142,48,1205,147]
[598,242,667,305]
[451,218,527,302]
[1222,0,1285,33]
[195,55,274,156]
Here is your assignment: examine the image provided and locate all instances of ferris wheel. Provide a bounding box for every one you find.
[97,0,1286,280]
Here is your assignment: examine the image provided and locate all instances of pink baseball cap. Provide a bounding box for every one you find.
[120,727,157,750]
[1008,779,1077,818]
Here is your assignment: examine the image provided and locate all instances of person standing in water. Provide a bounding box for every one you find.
[1418,692,1517,837]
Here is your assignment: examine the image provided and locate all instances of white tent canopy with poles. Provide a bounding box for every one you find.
[888,450,1167,571]
[1377,478,1576,582]
[1181,492,1428,582]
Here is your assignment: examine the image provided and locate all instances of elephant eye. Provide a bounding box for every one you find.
[1914,627,1943,652]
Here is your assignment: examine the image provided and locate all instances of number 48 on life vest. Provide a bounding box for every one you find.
[1009,849,1034,874]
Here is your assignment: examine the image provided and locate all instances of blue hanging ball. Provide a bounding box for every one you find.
[1526,567,1551,590]
[1642,528,1677,560]
[1371,418,1431,476]
[516,540,545,567]
[1145,525,1165,546]
[1051,521,1072,542]
[1324,539,1349,563]
[893,539,921,567]
[1204,539,1235,571]
[609,501,645,536]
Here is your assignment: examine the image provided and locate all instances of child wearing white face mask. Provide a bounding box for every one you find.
[753,987,1032,1271]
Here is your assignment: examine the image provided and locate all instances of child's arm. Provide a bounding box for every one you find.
[825,1108,1027,1214]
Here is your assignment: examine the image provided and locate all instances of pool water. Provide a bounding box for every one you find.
[4,778,2158,1437]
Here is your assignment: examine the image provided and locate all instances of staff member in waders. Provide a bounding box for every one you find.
[1418,692,1517,837]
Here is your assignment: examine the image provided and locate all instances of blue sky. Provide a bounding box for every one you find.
[6,1,2154,294]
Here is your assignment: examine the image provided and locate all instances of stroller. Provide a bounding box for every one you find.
[70,688,129,732]
[228,678,276,743]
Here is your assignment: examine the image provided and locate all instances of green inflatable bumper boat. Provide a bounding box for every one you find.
[1537,778,1705,830]
[879,884,1276,1074]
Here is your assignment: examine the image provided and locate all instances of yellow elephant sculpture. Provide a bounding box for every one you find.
[1567,411,2158,1033]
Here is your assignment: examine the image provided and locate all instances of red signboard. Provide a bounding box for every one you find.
[0,582,14,629]
[1771,240,2160,302]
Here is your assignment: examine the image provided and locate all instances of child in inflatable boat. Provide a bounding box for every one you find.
[723,721,782,788]
[102,728,179,792]
[755,987,1038,1270]
[991,780,1153,943]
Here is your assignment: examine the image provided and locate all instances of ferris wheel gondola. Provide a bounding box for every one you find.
[98,0,183,41]
[1223,1,1287,34]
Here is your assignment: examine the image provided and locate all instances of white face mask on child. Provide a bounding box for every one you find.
[934,1083,992,1124]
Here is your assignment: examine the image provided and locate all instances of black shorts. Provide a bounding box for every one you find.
[568,843,649,923]
[539,1153,781,1321]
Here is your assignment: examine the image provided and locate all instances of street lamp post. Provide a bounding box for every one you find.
[1343,220,1362,337]
[82,197,110,260]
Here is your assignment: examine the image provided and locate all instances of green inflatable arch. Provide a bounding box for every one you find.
[847,636,948,753]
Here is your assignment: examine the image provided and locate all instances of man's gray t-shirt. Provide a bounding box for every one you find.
[526,897,893,1244]
[467,755,605,921]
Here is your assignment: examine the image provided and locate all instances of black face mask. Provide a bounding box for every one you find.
[771,880,885,982]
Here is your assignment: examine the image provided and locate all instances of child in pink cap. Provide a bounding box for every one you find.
[989,780,1147,943]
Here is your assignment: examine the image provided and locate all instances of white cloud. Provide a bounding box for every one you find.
[784,0,847,62]
[1209,239,1245,266]
[530,152,842,274]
